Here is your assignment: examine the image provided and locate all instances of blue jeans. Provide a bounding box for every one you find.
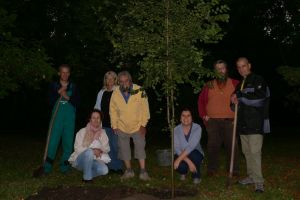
[104,127,123,170]
[74,149,108,180]
[174,150,204,179]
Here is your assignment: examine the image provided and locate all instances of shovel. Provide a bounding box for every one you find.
[33,96,62,177]
[226,103,238,188]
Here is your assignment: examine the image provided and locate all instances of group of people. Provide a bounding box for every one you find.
[36,56,270,193]
[36,67,151,182]
[176,57,269,193]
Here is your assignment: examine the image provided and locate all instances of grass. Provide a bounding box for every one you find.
[0,126,299,200]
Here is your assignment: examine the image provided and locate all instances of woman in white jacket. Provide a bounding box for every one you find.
[69,109,110,182]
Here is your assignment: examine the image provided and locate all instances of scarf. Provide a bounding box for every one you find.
[82,122,102,147]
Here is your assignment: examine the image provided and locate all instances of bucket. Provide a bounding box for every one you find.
[156,149,172,166]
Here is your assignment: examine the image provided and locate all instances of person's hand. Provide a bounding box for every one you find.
[93,148,102,158]
[174,158,181,170]
[231,94,238,104]
[61,90,70,100]
[113,129,120,134]
[187,161,197,173]
[203,115,210,122]
[139,126,147,137]
[58,86,66,95]
[58,87,70,100]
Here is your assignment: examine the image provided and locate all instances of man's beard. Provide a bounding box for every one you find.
[120,85,130,92]
[216,74,228,84]
[216,74,228,85]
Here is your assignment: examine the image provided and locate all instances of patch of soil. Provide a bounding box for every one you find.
[145,187,198,199]
[26,186,197,200]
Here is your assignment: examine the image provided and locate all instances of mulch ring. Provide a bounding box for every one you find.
[26,186,198,200]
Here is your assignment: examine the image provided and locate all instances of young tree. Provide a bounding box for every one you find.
[108,0,229,131]
[107,1,229,194]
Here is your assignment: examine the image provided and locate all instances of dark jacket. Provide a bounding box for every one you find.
[49,81,79,109]
[234,73,270,135]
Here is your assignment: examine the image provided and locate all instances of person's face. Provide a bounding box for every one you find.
[90,112,101,128]
[106,74,115,87]
[59,67,70,82]
[119,75,131,90]
[236,59,251,78]
[180,111,192,126]
[215,63,227,76]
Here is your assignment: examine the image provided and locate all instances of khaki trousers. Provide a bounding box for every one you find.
[240,134,264,183]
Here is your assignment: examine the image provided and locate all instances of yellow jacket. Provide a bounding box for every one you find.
[110,84,150,134]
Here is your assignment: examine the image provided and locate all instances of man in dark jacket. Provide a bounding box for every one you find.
[231,57,270,193]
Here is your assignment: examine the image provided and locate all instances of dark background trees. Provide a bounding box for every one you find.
[0,0,299,134]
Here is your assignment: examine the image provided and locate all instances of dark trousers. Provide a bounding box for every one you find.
[206,118,239,173]
[104,127,123,170]
[174,150,204,178]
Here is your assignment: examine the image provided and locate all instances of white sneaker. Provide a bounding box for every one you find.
[238,177,255,185]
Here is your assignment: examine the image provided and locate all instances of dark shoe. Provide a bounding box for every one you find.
[255,183,264,193]
[32,166,48,178]
[82,179,93,184]
[61,168,72,175]
[207,170,217,177]
[109,169,123,175]
[232,171,240,177]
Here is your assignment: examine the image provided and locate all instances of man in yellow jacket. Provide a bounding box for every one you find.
[110,71,150,180]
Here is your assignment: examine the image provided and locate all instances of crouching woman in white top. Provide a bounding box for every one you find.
[69,109,110,182]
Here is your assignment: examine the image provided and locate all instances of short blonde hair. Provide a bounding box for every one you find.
[103,71,117,89]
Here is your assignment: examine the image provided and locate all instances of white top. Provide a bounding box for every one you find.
[68,128,111,165]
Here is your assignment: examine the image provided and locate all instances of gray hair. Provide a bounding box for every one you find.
[117,71,132,84]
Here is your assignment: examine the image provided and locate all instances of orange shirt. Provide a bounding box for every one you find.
[206,79,235,118]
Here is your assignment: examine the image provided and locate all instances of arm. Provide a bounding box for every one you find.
[109,91,119,130]
[69,83,80,108]
[174,147,197,173]
[99,130,110,153]
[49,82,60,108]
[140,91,150,127]
[198,86,208,119]
[74,129,87,154]
[185,125,201,154]
[174,128,182,156]
[94,89,104,110]
[236,76,268,107]
[237,77,267,100]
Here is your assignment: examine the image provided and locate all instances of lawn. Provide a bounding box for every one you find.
[0,126,299,200]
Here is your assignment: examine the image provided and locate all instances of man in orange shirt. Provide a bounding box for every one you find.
[198,60,239,176]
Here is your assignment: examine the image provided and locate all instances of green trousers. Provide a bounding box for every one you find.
[44,101,75,173]
[240,134,264,183]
